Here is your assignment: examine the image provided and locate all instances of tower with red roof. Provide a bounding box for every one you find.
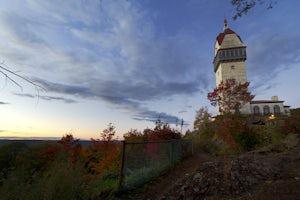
[213,20,290,116]
[213,20,250,114]
[214,19,247,86]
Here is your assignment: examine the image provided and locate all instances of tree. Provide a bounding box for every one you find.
[100,123,116,142]
[123,129,144,142]
[193,107,212,132]
[57,134,82,164]
[84,123,121,176]
[208,79,254,114]
[231,0,276,20]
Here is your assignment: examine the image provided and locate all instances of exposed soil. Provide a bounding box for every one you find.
[119,141,300,200]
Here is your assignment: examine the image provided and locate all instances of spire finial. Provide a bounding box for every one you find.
[223,19,228,30]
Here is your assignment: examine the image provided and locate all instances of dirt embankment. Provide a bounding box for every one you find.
[122,136,300,200]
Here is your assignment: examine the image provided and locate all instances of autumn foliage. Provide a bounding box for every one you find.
[124,119,181,142]
[0,121,186,199]
[84,124,121,177]
[208,79,254,114]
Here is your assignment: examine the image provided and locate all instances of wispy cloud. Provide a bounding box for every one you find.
[246,30,300,92]
[0,101,9,105]
[13,92,77,104]
[33,78,182,124]
[0,0,207,124]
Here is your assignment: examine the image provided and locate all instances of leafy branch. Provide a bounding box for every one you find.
[231,0,276,20]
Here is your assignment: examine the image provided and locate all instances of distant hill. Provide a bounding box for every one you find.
[0,139,92,147]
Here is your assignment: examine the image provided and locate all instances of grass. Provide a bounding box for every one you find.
[123,162,170,190]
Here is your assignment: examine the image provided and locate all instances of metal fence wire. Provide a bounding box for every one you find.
[119,139,193,190]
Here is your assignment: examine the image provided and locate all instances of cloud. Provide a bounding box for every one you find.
[33,78,186,124]
[132,110,189,126]
[13,92,77,104]
[246,31,300,92]
[0,101,9,105]
[0,0,211,124]
[0,0,206,92]
[179,110,187,114]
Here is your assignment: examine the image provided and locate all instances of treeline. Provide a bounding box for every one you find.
[0,120,182,200]
[124,119,181,142]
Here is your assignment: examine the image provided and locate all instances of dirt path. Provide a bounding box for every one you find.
[140,152,214,200]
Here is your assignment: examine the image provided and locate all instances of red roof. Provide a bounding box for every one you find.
[216,28,240,45]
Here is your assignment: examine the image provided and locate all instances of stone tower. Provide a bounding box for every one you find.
[213,20,247,86]
[213,20,250,114]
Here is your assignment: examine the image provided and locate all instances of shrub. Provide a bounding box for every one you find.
[277,113,300,136]
[234,129,260,151]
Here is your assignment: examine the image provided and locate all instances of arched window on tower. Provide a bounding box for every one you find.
[274,105,281,115]
[253,106,260,115]
[263,105,270,115]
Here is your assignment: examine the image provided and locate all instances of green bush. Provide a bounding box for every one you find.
[234,129,260,151]
[87,176,119,200]
[123,162,169,190]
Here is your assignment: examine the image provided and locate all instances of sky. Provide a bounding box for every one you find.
[0,0,299,140]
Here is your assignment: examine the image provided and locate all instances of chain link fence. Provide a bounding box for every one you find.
[119,139,193,190]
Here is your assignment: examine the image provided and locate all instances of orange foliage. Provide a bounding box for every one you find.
[82,124,121,178]
[212,114,248,147]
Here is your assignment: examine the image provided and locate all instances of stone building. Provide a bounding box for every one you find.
[213,20,290,116]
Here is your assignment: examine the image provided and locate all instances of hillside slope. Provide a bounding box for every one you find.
[121,139,300,200]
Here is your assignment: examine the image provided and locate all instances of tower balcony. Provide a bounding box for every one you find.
[214,47,247,72]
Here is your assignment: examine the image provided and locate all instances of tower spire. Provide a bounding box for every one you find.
[223,19,228,31]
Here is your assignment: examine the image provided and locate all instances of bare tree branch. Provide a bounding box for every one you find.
[0,61,44,100]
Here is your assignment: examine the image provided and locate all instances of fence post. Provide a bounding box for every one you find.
[171,140,175,165]
[191,140,194,155]
[118,141,126,190]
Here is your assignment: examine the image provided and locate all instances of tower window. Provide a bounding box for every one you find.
[239,49,242,56]
[231,65,235,69]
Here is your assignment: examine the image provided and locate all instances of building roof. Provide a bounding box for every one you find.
[251,100,284,104]
[216,20,243,45]
[216,28,235,45]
